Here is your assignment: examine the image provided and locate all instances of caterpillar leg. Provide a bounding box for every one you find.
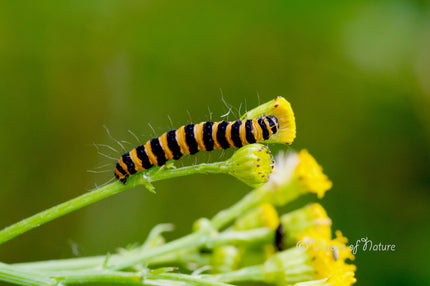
[115,164,129,184]
[115,172,128,184]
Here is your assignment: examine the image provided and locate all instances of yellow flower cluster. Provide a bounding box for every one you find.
[220,97,356,285]
[138,97,357,285]
[258,204,356,286]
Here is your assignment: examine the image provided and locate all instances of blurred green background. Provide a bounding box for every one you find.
[1,1,429,285]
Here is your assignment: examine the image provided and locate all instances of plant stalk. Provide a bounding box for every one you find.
[0,162,226,246]
[15,228,274,271]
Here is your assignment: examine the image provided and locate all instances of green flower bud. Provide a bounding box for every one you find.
[238,243,277,268]
[229,204,279,268]
[279,203,332,248]
[234,203,279,231]
[192,218,214,233]
[263,248,314,285]
[225,143,274,188]
[210,246,241,273]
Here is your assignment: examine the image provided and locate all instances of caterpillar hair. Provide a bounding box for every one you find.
[115,116,280,184]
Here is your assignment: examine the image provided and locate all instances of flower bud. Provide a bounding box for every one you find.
[192,218,214,233]
[279,203,332,248]
[263,248,314,285]
[234,203,279,231]
[209,246,241,273]
[225,143,274,188]
[232,204,280,266]
[242,96,296,144]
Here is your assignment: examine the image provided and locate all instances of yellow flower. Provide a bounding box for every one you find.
[261,231,356,286]
[234,203,280,231]
[325,264,357,286]
[260,149,332,206]
[295,150,332,199]
[305,231,356,286]
[242,96,296,145]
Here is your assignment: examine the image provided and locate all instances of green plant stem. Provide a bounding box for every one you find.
[0,162,227,246]
[210,187,264,230]
[132,227,274,267]
[146,250,210,267]
[109,231,207,270]
[0,263,237,286]
[0,263,55,286]
[52,269,144,285]
[210,265,265,283]
[108,227,273,270]
[15,256,111,272]
[211,178,304,230]
[208,227,274,247]
[151,273,234,286]
[15,228,274,272]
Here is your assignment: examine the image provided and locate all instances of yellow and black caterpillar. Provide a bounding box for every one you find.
[115,116,280,183]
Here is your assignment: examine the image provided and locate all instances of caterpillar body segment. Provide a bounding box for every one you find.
[114,116,280,184]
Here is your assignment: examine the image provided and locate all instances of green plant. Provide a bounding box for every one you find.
[0,99,356,286]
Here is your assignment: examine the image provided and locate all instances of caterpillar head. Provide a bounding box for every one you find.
[242,96,296,144]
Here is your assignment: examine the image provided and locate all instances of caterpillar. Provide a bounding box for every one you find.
[114,116,280,184]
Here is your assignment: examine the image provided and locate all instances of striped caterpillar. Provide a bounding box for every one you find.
[115,116,280,183]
